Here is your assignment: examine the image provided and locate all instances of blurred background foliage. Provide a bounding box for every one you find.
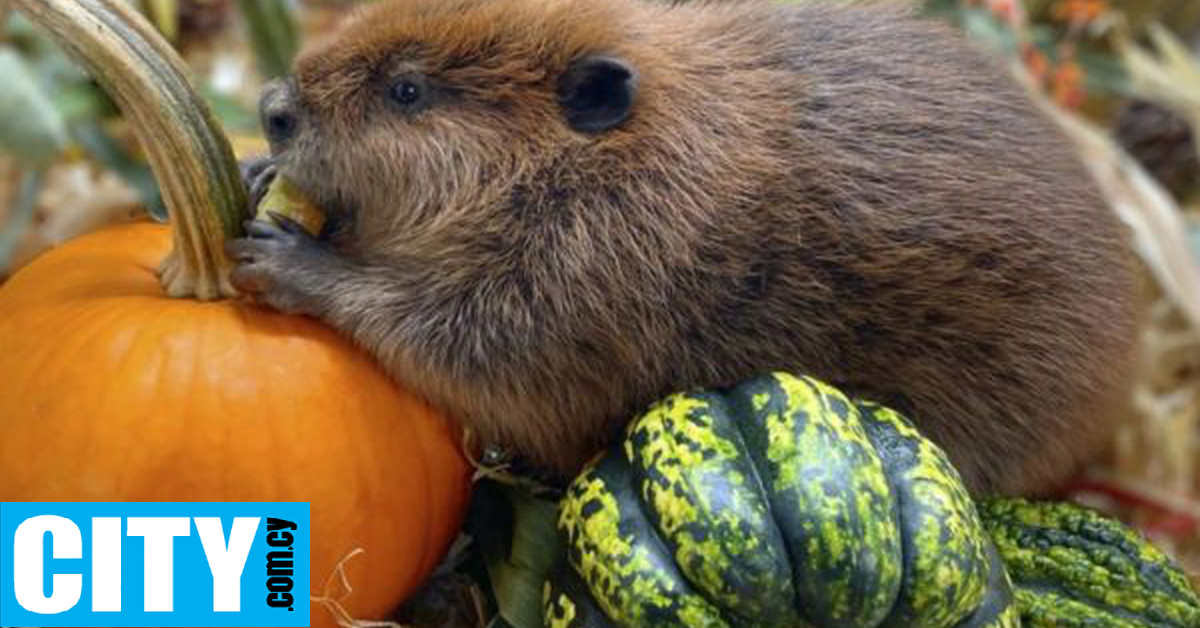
[923,0,1200,572]
[1,0,1198,623]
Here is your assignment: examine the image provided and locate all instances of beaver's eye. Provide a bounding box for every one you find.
[390,78,423,107]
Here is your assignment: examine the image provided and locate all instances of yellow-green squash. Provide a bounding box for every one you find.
[544,563,620,628]
[979,498,1200,628]
[545,372,1200,628]
[549,372,1017,628]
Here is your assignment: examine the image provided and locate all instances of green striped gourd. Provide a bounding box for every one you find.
[544,372,1020,628]
[979,498,1200,628]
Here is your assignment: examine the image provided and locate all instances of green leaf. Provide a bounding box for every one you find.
[55,82,114,123]
[1077,49,1130,96]
[921,0,962,21]
[72,122,165,220]
[0,168,43,270]
[472,482,563,628]
[200,86,259,134]
[0,47,69,166]
[236,0,299,79]
[959,8,1021,57]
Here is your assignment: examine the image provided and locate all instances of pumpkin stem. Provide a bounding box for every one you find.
[13,0,247,300]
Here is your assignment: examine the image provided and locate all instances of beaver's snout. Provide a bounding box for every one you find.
[259,78,303,152]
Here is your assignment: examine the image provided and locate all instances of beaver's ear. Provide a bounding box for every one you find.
[558,56,638,133]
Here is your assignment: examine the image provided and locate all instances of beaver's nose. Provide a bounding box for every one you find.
[259,78,302,150]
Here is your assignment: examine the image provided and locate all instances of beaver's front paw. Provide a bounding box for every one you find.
[240,156,278,210]
[226,215,333,317]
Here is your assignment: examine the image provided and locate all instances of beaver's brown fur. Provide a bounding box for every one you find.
[228,0,1138,494]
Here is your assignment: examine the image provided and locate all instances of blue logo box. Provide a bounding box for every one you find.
[0,502,310,627]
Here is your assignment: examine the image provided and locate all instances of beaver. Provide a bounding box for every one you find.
[228,0,1138,494]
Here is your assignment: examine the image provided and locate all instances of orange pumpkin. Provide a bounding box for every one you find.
[0,222,473,627]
